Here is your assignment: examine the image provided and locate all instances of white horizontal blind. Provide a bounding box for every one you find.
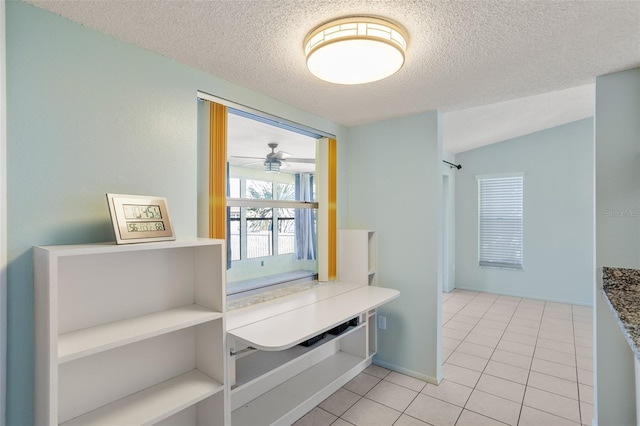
[478,176,523,269]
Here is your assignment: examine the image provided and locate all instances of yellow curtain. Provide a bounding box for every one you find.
[209,102,227,240]
[328,137,337,280]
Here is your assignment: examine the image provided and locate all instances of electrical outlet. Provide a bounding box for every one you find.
[378,315,387,330]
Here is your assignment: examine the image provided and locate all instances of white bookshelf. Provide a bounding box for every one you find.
[61,370,223,426]
[34,238,228,426]
[338,229,376,286]
[58,304,223,363]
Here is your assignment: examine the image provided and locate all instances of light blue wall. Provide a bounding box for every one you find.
[346,112,442,382]
[594,67,640,426]
[5,3,345,424]
[455,119,594,305]
[442,150,456,292]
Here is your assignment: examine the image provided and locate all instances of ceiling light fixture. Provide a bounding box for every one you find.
[304,16,408,85]
[264,158,282,173]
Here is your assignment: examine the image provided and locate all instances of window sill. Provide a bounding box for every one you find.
[478,265,524,271]
[228,270,316,295]
[227,274,320,311]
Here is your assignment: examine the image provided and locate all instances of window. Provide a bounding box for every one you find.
[245,179,274,259]
[228,178,241,260]
[199,94,336,299]
[228,178,309,261]
[276,182,295,255]
[226,174,319,294]
[478,175,523,269]
[225,108,320,295]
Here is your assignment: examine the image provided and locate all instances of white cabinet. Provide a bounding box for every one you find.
[230,316,369,426]
[226,283,399,425]
[338,230,379,357]
[338,230,376,286]
[34,239,228,426]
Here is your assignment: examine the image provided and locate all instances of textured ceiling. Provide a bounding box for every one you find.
[27,0,640,151]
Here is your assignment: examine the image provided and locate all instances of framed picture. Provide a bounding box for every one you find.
[106,193,175,244]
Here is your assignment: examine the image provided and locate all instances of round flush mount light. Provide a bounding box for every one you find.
[304,16,408,85]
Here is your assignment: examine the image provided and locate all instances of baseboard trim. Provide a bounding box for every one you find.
[372,359,440,385]
[453,285,593,307]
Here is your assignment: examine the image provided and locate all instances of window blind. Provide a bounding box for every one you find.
[478,176,523,269]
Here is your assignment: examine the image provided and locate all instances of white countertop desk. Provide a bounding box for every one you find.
[226,282,400,425]
[226,281,399,350]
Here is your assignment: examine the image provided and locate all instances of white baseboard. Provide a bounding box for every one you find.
[372,359,440,385]
[453,285,593,307]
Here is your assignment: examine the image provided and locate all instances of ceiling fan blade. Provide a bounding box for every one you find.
[274,151,292,159]
[230,155,264,160]
[233,159,263,167]
[284,157,315,164]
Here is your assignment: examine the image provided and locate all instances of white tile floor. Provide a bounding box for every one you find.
[298,289,594,426]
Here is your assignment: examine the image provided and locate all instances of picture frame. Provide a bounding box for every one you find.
[106,193,176,244]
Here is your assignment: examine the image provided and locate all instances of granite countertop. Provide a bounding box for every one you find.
[602,266,640,359]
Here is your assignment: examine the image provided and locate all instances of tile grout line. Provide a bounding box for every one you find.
[452,294,583,425]
[526,302,585,425]
[444,291,494,425]
[451,291,493,425]
[339,369,429,425]
[454,293,521,426]
[443,291,487,358]
[516,298,546,426]
[449,293,591,426]
[447,292,477,425]
[309,290,594,426]
[572,304,589,426]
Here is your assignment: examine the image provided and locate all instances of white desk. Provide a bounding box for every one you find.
[227,282,399,350]
[226,282,399,426]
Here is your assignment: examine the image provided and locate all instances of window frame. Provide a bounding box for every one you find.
[227,195,318,261]
[198,91,336,300]
[476,173,524,270]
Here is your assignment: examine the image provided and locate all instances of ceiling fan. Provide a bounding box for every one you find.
[230,142,314,172]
